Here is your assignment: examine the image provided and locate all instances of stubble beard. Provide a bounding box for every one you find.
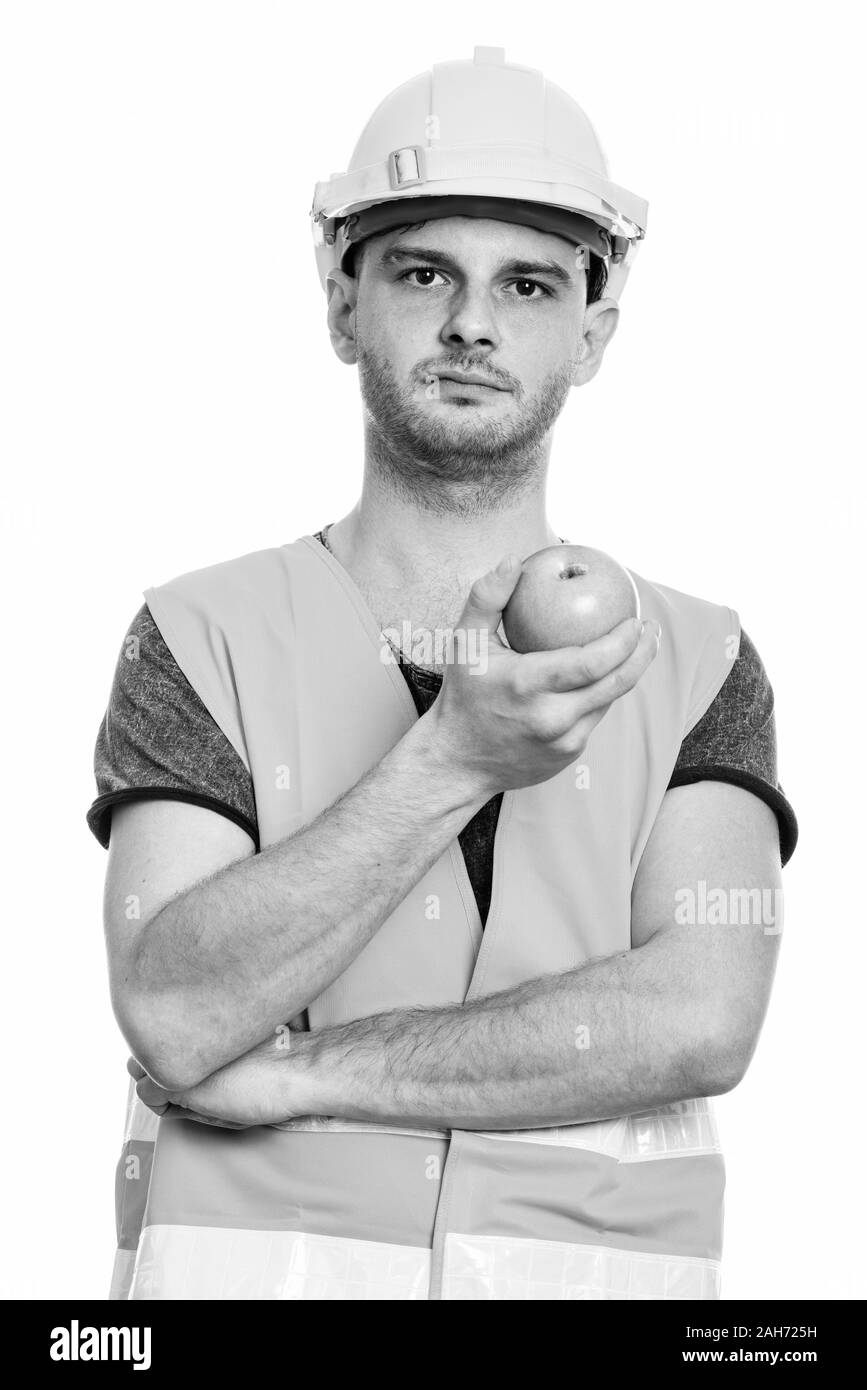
[355,338,577,517]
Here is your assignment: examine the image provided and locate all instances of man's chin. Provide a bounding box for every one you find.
[410,410,516,447]
[397,421,541,472]
[415,397,518,434]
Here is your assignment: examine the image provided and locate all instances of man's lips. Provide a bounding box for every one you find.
[430,370,510,392]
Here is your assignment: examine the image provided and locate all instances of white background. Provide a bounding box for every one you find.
[1,0,863,1299]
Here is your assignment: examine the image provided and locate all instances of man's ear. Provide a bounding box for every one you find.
[325,269,360,365]
[572,297,620,386]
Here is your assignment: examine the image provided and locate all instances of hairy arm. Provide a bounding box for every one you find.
[135,782,783,1129]
[109,714,487,1092]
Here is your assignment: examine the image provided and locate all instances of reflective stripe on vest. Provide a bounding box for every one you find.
[111,535,739,1301]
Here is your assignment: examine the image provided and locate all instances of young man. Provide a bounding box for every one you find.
[89,49,797,1300]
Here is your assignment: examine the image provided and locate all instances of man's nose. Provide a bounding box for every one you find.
[440,285,501,352]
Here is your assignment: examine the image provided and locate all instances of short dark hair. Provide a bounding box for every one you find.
[585,252,608,305]
[349,224,609,303]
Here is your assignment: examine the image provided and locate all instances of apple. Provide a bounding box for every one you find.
[502,545,640,653]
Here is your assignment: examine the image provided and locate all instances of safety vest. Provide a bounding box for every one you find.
[110,534,739,1301]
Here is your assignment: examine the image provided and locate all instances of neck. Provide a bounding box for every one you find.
[327,447,562,599]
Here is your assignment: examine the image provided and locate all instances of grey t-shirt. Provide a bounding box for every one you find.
[87,537,799,924]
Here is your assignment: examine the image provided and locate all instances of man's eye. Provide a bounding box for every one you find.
[401,267,447,288]
[507,279,551,299]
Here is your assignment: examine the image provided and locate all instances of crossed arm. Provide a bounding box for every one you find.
[123,780,782,1131]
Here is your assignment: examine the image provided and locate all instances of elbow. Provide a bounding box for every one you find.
[112,981,213,1094]
[134,1046,211,1096]
[688,1014,759,1098]
[697,1052,748,1098]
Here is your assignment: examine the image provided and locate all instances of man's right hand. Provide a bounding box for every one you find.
[425,554,661,798]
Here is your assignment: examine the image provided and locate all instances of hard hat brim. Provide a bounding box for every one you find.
[340,195,616,260]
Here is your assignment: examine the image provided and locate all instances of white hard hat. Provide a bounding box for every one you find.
[311,47,648,301]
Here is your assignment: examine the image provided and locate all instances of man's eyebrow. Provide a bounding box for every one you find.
[379,244,577,285]
[499,258,576,285]
[379,245,465,273]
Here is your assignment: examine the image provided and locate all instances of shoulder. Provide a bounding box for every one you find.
[681,628,774,755]
[103,600,229,733]
[669,625,799,865]
[674,624,776,774]
[631,570,740,649]
[146,539,311,614]
[109,601,187,693]
[628,569,741,733]
[88,601,258,849]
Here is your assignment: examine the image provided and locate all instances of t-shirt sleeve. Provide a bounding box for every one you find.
[86,603,259,850]
[667,627,798,866]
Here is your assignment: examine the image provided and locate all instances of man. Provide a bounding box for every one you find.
[89,48,797,1300]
